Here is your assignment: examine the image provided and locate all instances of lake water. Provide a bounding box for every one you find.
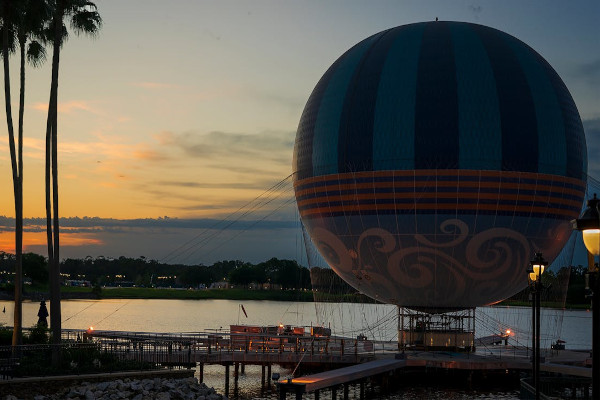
[0,298,592,399]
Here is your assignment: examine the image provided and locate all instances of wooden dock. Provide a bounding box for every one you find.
[2,328,591,399]
[278,358,405,399]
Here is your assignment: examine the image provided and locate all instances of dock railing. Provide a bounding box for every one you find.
[56,328,379,366]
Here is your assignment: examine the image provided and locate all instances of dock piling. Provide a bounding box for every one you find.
[225,364,230,398]
[267,364,272,389]
[234,362,240,396]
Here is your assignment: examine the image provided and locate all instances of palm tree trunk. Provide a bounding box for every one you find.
[46,0,63,364]
[2,0,22,351]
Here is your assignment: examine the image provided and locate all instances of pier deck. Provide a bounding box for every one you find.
[280,358,405,393]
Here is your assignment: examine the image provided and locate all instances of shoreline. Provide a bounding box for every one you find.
[0,288,591,310]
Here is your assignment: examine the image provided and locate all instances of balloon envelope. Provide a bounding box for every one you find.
[293,21,587,311]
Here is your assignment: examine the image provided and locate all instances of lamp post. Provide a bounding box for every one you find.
[527,252,547,400]
[572,193,600,400]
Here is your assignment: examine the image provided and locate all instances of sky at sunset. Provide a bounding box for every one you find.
[0,0,598,265]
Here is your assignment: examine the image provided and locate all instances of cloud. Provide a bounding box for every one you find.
[153,179,283,190]
[574,59,600,87]
[133,149,170,161]
[131,82,181,89]
[468,5,482,18]
[156,129,294,164]
[31,100,98,114]
[584,118,600,178]
[0,215,297,233]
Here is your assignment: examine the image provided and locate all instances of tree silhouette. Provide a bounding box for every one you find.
[44,0,101,363]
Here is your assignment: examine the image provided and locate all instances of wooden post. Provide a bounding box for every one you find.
[314,389,320,400]
[199,362,204,383]
[343,383,349,400]
[261,364,266,391]
[331,386,337,400]
[241,363,245,374]
[360,380,365,400]
[234,362,239,397]
[225,364,230,398]
[267,364,272,389]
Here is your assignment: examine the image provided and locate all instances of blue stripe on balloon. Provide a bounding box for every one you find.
[414,22,460,169]
[532,53,587,181]
[505,36,567,176]
[339,29,397,173]
[450,23,502,170]
[474,25,539,173]
[311,35,378,176]
[373,24,424,171]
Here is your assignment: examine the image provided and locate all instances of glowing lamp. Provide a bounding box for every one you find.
[527,253,547,283]
[583,229,600,257]
[572,194,600,257]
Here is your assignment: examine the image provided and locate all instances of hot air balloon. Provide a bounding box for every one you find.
[293,21,587,312]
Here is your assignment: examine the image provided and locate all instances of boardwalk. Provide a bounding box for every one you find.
[76,329,376,367]
[1,328,593,399]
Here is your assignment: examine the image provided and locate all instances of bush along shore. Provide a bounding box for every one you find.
[2,377,228,400]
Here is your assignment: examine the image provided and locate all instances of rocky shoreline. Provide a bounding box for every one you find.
[2,377,228,400]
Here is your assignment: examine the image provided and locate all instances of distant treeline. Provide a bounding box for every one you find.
[0,251,592,306]
[0,252,312,290]
[501,266,591,307]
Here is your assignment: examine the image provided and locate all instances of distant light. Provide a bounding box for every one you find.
[506,329,511,335]
[88,326,94,332]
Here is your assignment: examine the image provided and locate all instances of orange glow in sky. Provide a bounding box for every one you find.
[0,231,104,253]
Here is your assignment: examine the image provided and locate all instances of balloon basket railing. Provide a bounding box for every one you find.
[397,307,476,352]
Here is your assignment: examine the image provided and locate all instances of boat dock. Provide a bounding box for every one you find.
[1,327,593,399]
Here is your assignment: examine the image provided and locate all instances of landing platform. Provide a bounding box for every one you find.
[283,358,405,393]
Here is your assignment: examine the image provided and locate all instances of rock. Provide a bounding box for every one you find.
[14,376,224,400]
[155,392,171,400]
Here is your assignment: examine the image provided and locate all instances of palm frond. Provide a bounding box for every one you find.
[26,39,46,67]
[0,25,17,57]
[43,20,68,48]
[70,9,101,37]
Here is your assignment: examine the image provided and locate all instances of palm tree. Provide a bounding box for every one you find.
[1,0,21,349]
[45,0,101,360]
[2,0,49,349]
